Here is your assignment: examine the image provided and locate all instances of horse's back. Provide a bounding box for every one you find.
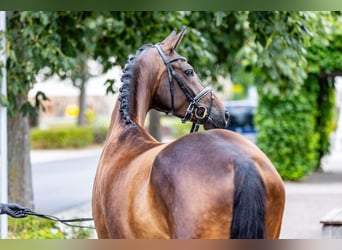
[151,129,285,238]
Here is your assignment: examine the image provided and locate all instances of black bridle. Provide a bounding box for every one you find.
[154,44,214,133]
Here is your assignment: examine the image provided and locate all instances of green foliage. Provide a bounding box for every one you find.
[250,12,341,180]
[238,12,311,95]
[307,36,342,75]
[306,74,335,164]
[184,11,249,83]
[304,26,341,165]
[8,216,64,239]
[0,93,9,107]
[2,11,334,115]
[255,88,320,180]
[30,126,108,149]
[5,12,67,116]
[30,127,94,149]
[8,216,93,239]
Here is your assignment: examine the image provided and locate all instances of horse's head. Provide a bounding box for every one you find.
[151,28,229,131]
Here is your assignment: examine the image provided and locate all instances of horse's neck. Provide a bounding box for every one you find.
[124,65,154,126]
[107,80,157,145]
[106,117,159,164]
[105,54,161,147]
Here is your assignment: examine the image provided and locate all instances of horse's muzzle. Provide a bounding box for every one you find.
[203,110,230,130]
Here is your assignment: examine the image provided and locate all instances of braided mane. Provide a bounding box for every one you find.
[118,44,153,126]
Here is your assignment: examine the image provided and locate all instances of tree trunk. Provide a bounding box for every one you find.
[77,80,87,127]
[148,110,162,141]
[77,59,89,127]
[7,93,34,209]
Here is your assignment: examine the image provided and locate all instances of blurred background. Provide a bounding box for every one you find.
[1,11,342,238]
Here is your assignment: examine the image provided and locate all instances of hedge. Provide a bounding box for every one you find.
[255,86,320,180]
[254,32,339,181]
[30,126,108,149]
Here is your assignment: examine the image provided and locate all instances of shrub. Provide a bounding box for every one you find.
[31,127,94,149]
[8,216,65,239]
[255,88,320,180]
[8,216,93,239]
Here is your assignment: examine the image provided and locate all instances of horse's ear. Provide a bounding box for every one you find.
[172,27,187,50]
[161,27,187,51]
[162,29,177,43]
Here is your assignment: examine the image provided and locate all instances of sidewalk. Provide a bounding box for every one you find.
[280,150,342,239]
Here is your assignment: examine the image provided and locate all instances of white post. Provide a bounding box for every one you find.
[335,77,342,152]
[335,108,342,151]
[0,10,8,239]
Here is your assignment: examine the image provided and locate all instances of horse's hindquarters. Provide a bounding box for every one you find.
[150,129,285,239]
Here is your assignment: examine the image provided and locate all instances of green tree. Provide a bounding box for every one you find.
[4,12,70,208]
[3,11,107,207]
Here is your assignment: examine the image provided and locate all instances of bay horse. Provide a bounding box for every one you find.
[92,28,285,239]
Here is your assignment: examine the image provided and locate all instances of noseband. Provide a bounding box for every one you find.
[154,44,214,133]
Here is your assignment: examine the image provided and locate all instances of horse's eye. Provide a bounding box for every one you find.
[184,69,194,77]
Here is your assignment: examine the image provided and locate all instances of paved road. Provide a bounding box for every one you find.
[31,148,101,214]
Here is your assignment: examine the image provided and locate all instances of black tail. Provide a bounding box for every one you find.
[230,158,266,239]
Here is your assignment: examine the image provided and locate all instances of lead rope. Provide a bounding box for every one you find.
[24,209,95,229]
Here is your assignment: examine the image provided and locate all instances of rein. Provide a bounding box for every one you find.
[154,44,214,133]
